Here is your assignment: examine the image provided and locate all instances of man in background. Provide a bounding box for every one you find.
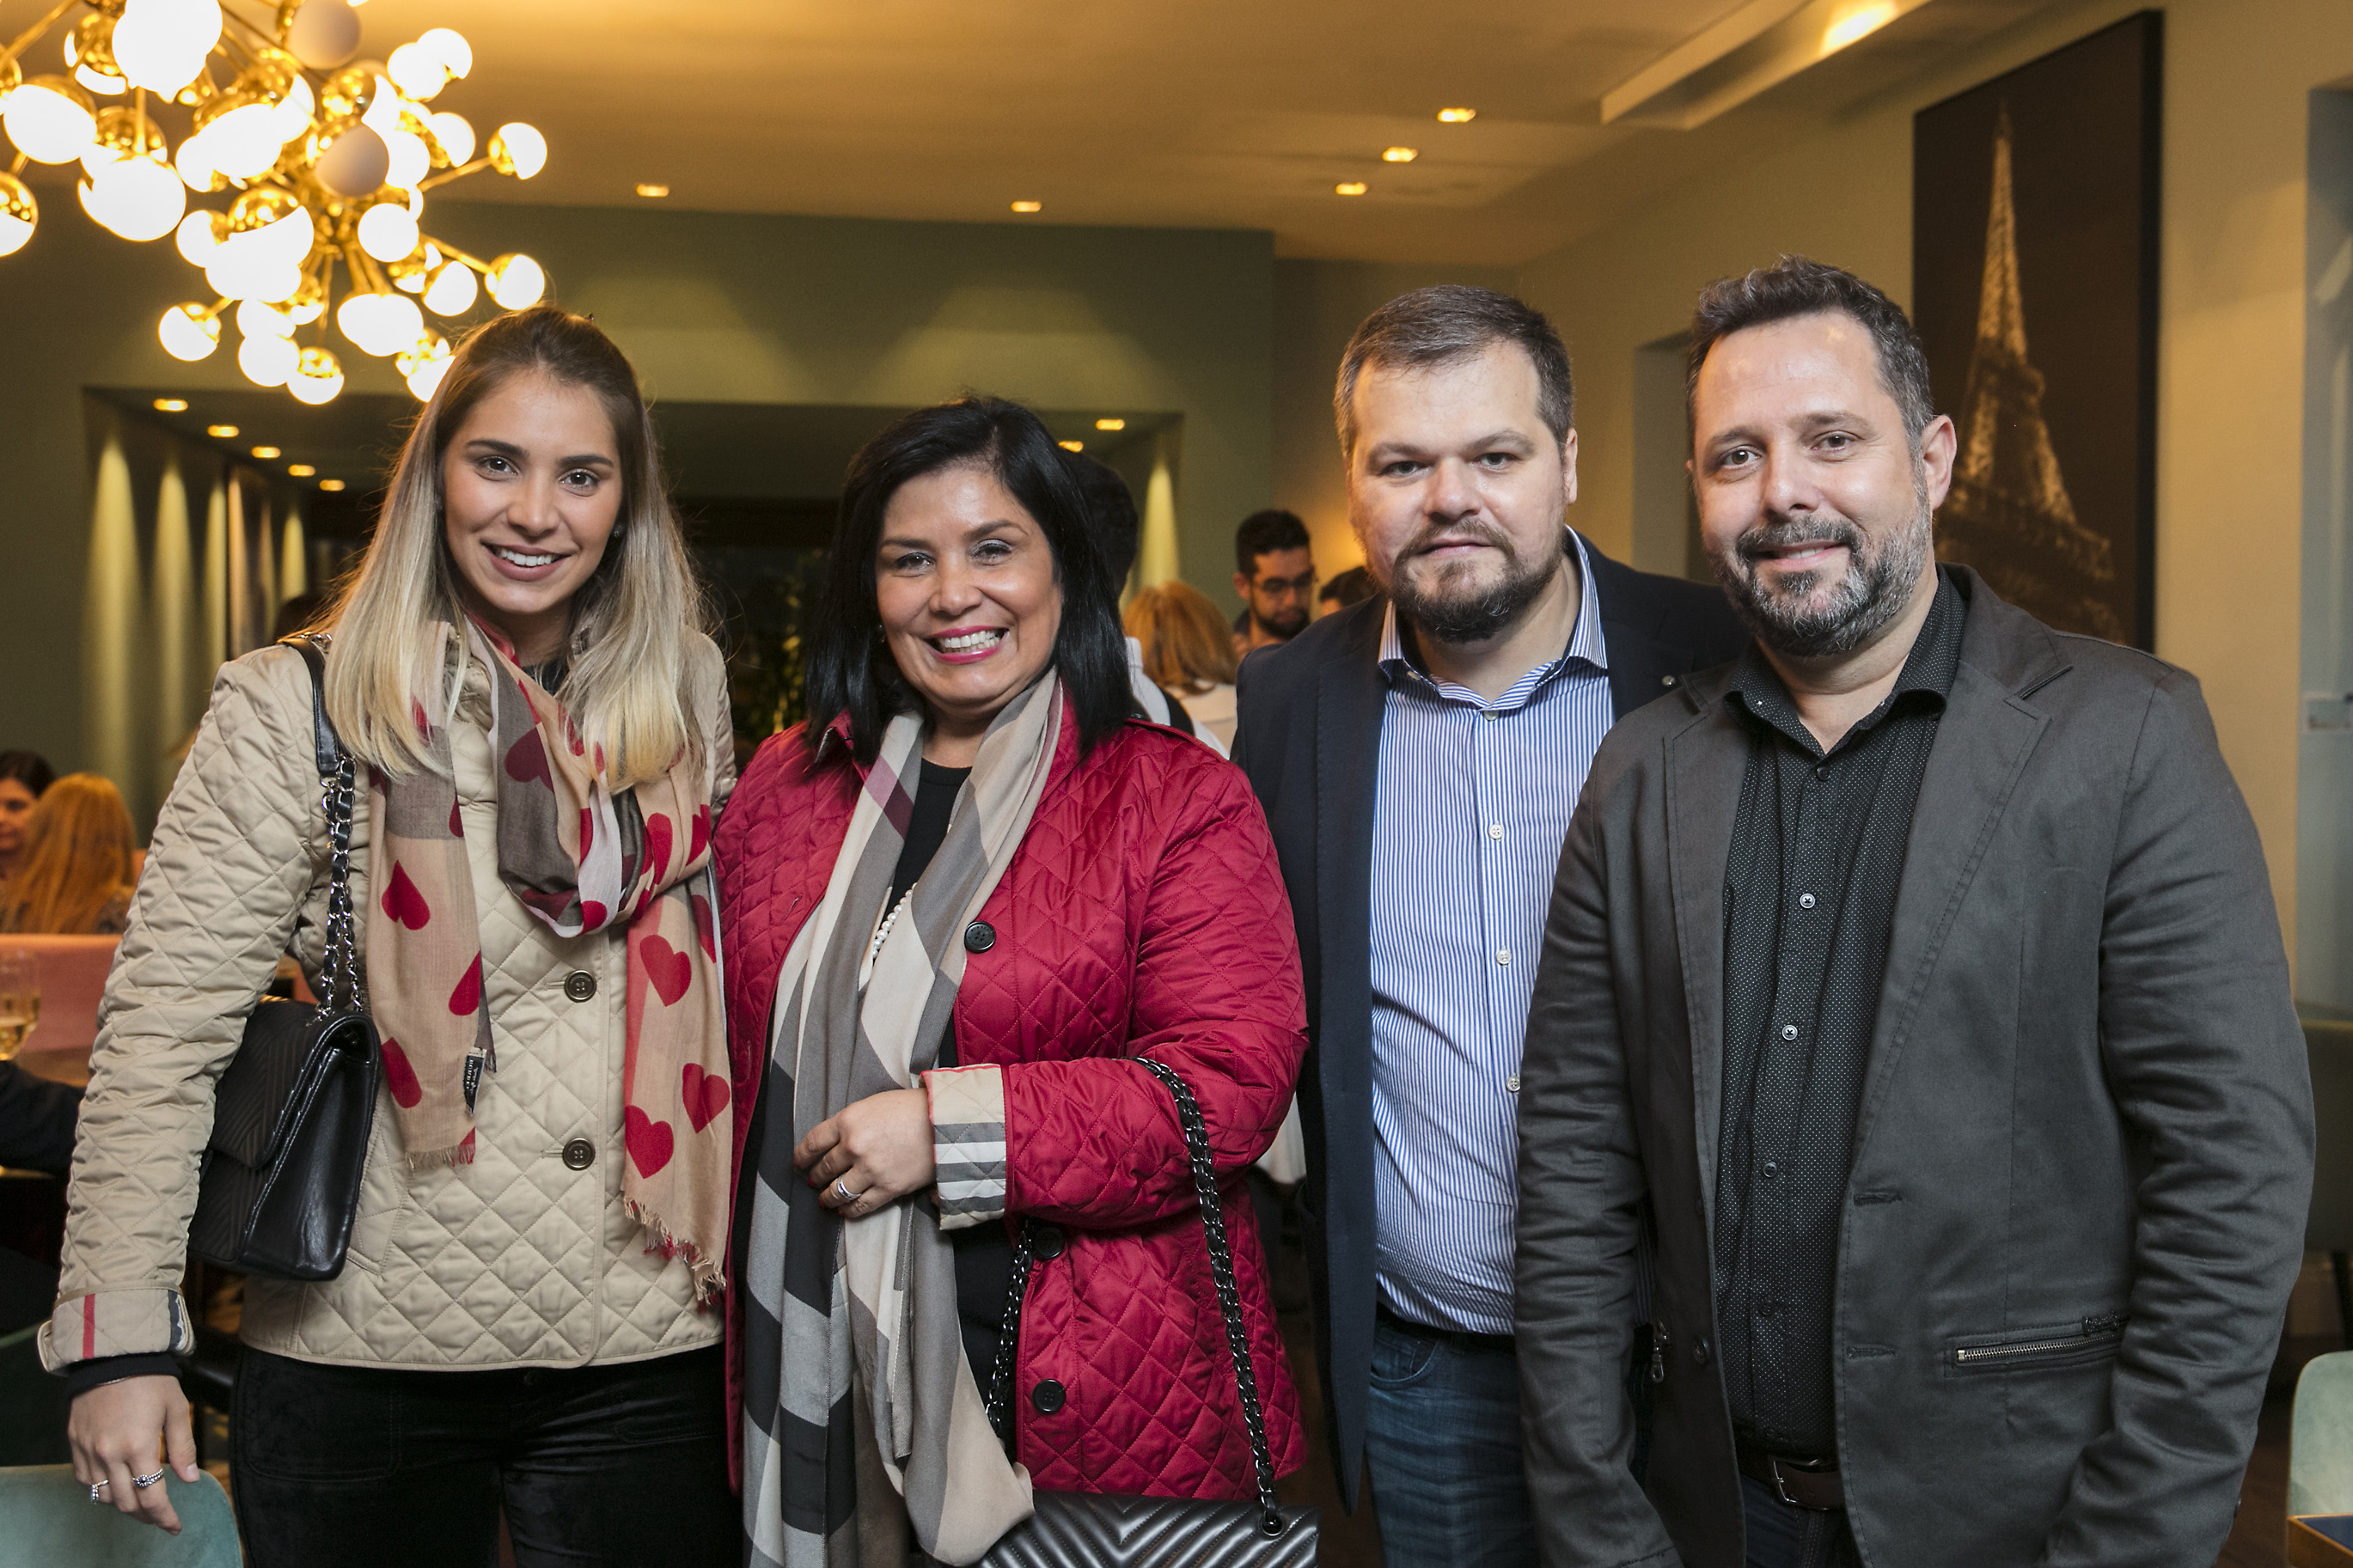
[1318,565,1376,615]
[1232,509,1317,656]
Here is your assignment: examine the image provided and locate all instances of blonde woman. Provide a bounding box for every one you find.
[0,772,138,935]
[46,306,738,1565]
[1123,580,1240,748]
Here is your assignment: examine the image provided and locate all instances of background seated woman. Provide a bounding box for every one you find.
[718,396,1307,1565]
[0,772,139,935]
[1123,579,1241,749]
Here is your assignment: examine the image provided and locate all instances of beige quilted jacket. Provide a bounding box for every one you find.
[41,633,735,1374]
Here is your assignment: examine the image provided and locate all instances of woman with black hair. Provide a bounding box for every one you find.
[716,396,1308,1564]
[0,750,57,893]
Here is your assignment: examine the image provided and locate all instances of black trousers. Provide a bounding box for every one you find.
[230,1343,736,1568]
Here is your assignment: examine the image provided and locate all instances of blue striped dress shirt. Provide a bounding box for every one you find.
[1370,532,1613,1336]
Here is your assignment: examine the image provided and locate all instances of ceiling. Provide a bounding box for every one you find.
[340,0,2052,266]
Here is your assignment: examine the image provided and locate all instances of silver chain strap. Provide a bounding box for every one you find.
[984,1056,1287,1538]
[292,634,364,1016]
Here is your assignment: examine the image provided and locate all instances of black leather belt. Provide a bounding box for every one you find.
[1374,1303,1515,1355]
[1735,1440,1844,1512]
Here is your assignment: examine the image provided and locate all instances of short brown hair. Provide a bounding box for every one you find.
[1335,286,1574,457]
[1687,255,1934,448]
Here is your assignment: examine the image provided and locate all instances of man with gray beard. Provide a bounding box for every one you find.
[1513,256,2312,1568]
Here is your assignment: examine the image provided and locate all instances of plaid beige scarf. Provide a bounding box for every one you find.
[365,619,730,1297]
[741,674,1061,1568]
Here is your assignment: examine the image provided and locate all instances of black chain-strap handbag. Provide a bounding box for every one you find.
[187,634,382,1281]
[977,1057,1318,1568]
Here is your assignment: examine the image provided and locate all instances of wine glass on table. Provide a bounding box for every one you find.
[0,949,40,1060]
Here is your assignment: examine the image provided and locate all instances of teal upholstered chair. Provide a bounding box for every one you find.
[0,1465,240,1568]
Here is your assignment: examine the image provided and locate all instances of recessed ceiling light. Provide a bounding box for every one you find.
[1335,182,1367,196]
[206,424,238,438]
[319,479,346,492]
[1010,200,1042,213]
[1438,107,1476,122]
[636,183,669,198]
[1058,439,1084,452]
[251,446,281,460]
[1382,147,1418,162]
[287,463,316,477]
[1094,418,1126,431]
[152,398,187,412]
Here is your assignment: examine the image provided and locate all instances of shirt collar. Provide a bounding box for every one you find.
[1725,567,1965,751]
[1377,529,1610,702]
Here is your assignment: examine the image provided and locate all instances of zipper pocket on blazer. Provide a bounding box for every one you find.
[1949,1314,2128,1373]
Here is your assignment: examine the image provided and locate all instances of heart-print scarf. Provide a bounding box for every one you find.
[364,619,730,1298]
[741,674,1061,1568]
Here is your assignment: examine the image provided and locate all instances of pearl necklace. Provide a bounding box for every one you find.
[867,884,916,966]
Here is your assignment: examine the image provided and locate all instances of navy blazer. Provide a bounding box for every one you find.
[1230,530,1748,1506]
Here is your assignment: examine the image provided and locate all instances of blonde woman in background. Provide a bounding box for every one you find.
[0,772,138,936]
[47,305,738,1565]
[1124,580,1240,748]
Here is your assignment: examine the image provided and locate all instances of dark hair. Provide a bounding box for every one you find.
[1234,509,1311,577]
[1686,255,1935,449]
[0,752,54,797]
[1335,285,1574,456]
[1318,565,1377,609]
[804,397,1131,763]
[1063,453,1139,586]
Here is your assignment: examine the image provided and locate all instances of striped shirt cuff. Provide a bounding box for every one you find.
[924,1064,1008,1231]
[37,1289,193,1373]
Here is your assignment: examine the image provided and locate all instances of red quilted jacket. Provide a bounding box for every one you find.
[716,709,1309,1498]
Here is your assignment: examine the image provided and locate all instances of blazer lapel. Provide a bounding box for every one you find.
[1664,694,1750,1225]
[1852,660,2047,1154]
[1314,607,1389,1101]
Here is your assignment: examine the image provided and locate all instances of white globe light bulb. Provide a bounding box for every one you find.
[237,327,296,387]
[288,345,344,405]
[336,289,387,353]
[6,77,97,164]
[204,100,284,180]
[285,0,360,70]
[417,28,471,78]
[157,301,219,361]
[384,43,447,102]
[377,290,424,349]
[486,252,545,310]
[425,110,474,168]
[256,206,315,267]
[89,151,184,240]
[490,122,546,180]
[174,208,223,265]
[407,353,452,402]
[236,295,294,339]
[314,123,388,197]
[272,74,316,145]
[0,174,36,257]
[380,127,428,189]
[174,128,219,191]
[113,0,219,95]
[422,258,477,317]
[355,198,417,261]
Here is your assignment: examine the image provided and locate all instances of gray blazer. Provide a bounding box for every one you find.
[1514,569,2313,1568]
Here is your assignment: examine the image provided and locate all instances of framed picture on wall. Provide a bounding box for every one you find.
[1912,10,2161,649]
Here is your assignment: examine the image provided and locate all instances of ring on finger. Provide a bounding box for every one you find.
[132,1469,167,1489]
[832,1178,859,1205]
[88,1480,108,1503]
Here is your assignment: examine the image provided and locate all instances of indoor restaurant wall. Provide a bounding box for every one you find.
[1513,0,2353,967]
[0,203,1274,805]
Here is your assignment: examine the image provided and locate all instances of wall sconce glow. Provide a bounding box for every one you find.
[635,182,668,198]
[1381,147,1418,162]
[1335,182,1367,196]
[319,479,345,491]
[1094,418,1126,431]
[1437,107,1476,123]
[1821,1,1898,54]
[205,424,237,438]
[153,398,188,412]
[287,463,316,477]
[1010,200,1042,213]
[250,445,281,459]
[1058,439,1083,452]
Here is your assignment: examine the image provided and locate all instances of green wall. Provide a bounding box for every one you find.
[0,198,1275,796]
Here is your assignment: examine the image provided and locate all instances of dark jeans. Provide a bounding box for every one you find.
[1740,1473,1859,1568]
[230,1343,736,1568]
[1363,1308,1536,1568]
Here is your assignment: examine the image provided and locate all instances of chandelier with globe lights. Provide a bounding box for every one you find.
[0,0,548,405]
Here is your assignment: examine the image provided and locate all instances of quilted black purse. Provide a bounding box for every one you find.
[978,1058,1318,1568]
[187,634,382,1281]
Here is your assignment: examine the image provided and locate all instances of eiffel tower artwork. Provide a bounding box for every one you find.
[1934,107,2125,642]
